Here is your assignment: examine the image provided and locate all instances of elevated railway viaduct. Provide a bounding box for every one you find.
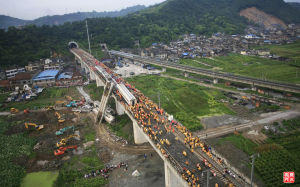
[69,41,254,187]
[109,50,300,94]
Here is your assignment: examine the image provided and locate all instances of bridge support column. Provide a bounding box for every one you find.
[165,161,188,187]
[115,101,125,115]
[90,71,96,80]
[184,72,189,78]
[96,78,105,87]
[162,68,166,72]
[213,78,218,84]
[132,121,148,144]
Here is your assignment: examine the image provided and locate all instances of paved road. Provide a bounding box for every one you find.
[196,110,300,139]
[77,86,93,103]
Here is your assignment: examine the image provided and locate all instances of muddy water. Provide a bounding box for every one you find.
[106,150,164,187]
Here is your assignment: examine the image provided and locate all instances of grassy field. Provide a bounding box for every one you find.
[107,114,134,144]
[218,119,300,186]
[21,171,58,187]
[178,41,300,84]
[254,40,300,63]
[199,54,300,84]
[179,59,212,69]
[218,134,257,155]
[83,83,104,101]
[0,117,36,187]
[0,87,80,112]
[54,144,107,187]
[127,75,233,131]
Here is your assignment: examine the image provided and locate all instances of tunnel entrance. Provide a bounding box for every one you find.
[68,41,79,49]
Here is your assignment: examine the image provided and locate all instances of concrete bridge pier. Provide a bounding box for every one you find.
[165,162,187,187]
[96,78,105,87]
[184,72,189,78]
[90,71,96,80]
[115,101,125,115]
[80,62,85,69]
[132,121,148,144]
[213,78,218,84]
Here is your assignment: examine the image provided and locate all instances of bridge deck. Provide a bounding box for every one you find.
[72,48,247,187]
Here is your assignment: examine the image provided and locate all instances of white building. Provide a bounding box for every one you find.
[5,68,25,79]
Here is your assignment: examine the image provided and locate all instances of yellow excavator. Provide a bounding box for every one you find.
[55,112,65,123]
[47,106,55,110]
[56,134,79,147]
[10,108,19,113]
[65,95,73,101]
[24,123,44,130]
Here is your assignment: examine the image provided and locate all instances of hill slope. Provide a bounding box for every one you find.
[0,0,300,67]
[0,5,146,29]
[0,15,29,29]
[240,7,287,29]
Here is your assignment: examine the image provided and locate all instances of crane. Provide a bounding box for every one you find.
[24,123,44,130]
[56,134,79,147]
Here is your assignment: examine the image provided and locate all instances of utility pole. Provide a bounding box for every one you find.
[158,92,161,109]
[206,169,210,187]
[250,154,258,187]
[85,20,92,54]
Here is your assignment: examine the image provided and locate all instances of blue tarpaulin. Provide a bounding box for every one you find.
[33,70,59,81]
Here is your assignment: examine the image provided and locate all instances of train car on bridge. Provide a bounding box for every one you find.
[116,83,136,106]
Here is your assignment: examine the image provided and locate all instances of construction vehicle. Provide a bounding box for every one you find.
[55,100,67,107]
[55,112,65,123]
[65,95,73,101]
[10,108,19,113]
[56,134,79,147]
[241,96,248,100]
[54,145,77,156]
[55,125,75,136]
[24,123,44,130]
[47,106,55,110]
[66,101,77,107]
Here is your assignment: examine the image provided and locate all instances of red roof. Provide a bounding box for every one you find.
[9,72,32,81]
[0,80,10,87]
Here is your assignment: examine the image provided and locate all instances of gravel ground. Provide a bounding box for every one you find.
[106,151,164,187]
[201,114,249,129]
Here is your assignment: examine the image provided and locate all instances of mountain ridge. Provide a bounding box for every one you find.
[0,0,300,67]
[0,5,146,29]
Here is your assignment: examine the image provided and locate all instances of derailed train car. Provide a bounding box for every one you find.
[116,83,136,106]
[95,63,136,106]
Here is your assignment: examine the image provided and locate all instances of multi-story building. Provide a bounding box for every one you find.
[5,68,25,79]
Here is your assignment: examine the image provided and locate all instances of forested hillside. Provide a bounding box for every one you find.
[0,0,299,67]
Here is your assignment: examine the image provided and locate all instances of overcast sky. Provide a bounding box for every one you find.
[0,0,299,20]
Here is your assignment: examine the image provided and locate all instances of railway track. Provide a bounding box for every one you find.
[110,50,300,93]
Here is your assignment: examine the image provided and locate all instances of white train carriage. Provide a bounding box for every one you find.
[95,66,112,83]
[116,83,136,106]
